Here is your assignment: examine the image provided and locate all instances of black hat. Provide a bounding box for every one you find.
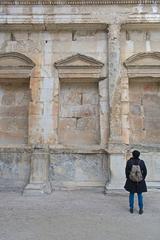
[132,150,140,158]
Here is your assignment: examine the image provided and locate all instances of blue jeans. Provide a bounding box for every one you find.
[129,192,143,209]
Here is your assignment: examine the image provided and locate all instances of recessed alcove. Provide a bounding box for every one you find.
[124,52,160,145]
[55,53,104,146]
[0,52,35,145]
[59,81,100,145]
[129,78,160,144]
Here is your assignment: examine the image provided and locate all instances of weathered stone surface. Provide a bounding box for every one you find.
[0,82,30,145]
[0,2,160,192]
[0,148,31,192]
[49,153,109,188]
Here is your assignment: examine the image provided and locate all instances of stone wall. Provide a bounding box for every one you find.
[59,82,100,145]
[0,2,159,192]
[49,152,109,189]
[0,147,31,192]
[0,80,30,145]
[129,80,160,144]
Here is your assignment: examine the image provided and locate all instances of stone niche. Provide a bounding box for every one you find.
[129,79,160,144]
[49,151,109,189]
[0,79,30,144]
[55,53,104,146]
[59,81,100,145]
[125,52,160,145]
[0,52,35,145]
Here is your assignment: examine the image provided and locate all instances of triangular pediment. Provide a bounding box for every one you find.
[124,52,160,68]
[0,52,35,68]
[55,54,104,69]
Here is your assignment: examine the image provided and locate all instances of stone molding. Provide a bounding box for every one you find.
[0,52,35,79]
[55,53,104,69]
[124,52,160,78]
[0,0,160,5]
[55,53,104,81]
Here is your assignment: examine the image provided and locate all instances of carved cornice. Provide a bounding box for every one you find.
[0,0,160,5]
[55,53,105,81]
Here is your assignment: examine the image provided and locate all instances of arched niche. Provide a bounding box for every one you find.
[124,52,160,145]
[0,52,35,145]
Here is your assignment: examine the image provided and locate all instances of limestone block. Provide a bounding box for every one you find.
[83,92,99,105]
[53,41,72,53]
[1,92,15,105]
[150,41,160,51]
[60,104,99,118]
[99,79,108,100]
[60,88,82,105]
[141,152,160,182]
[76,117,98,130]
[40,88,53,102]
[0,148,31,192]
[107,153,126,190]
[43,101,53,116]
[0,106,28,117]
[29,102,44,115]
[59,118,76,131]
[52,101,59,117]
[130,104,141,115]
[49,153,108,184]
[30,149,49,183]
[100,101,108,115]
[59,128,100,145]
[125,40,134,59]
[41,78,54,89]
[130,116,144,130]
[121,102,129,115]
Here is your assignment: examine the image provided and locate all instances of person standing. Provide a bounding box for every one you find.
[124,150,147,214]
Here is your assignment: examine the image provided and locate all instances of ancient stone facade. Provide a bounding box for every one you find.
[0,0,160,194]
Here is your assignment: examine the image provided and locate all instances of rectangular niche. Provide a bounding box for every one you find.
[0,79,30,145]
[129,78,160,144]
[59,81,100,146]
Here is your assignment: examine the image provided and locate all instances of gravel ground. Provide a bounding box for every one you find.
[0,190,159,240]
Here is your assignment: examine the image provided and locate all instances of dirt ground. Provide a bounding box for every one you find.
[0,190,159,240]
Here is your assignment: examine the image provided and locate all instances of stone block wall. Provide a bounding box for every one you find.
[0,147,31,192]
[49,152,109,189]
[59,82,100,145]
[129,80,160,144]
[0,80,30,145]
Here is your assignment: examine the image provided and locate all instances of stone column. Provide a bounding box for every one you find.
[121,73,130,144]
[106,24,126,191]
[108,23,122,143]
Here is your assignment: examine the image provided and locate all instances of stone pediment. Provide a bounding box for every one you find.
[124,52,160,68]
[0,52,35,68]
[55,54,104,69]
[0,52,35,78]
[55,54,104,81]
[124,52,160,78]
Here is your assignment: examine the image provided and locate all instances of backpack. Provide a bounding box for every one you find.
[129,160,143,182]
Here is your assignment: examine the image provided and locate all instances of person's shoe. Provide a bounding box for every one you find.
[139,209,143,215]
[130,208,133,213]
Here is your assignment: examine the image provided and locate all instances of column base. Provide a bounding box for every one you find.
[23,182,52,196]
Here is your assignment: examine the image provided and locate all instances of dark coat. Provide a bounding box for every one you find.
[124,157,147,193]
